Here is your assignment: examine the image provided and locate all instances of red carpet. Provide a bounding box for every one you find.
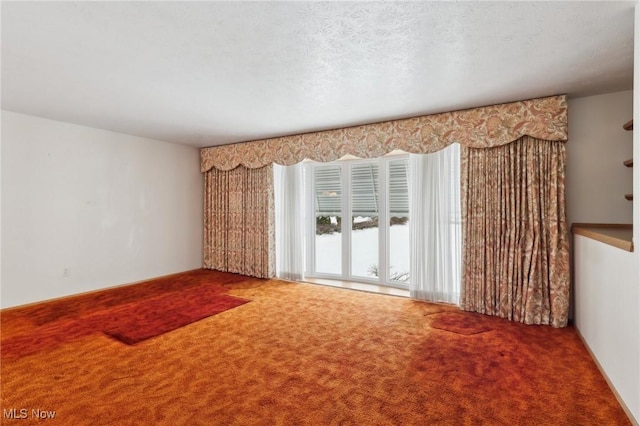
[1,271,251,357]
[101,286,249,344]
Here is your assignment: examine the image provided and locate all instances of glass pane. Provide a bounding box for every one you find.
[350,163,379,279]
[388,159,410,284]
[314,165,342,275]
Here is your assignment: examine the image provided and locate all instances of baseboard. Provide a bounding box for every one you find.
[574,328,639,426]
[0,268,204,312]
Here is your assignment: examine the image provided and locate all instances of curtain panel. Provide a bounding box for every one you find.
[204,164,275,278]
[201,95,567,172]
[460,136,570,327]
[409,145,462,304]
[274,163,305,281]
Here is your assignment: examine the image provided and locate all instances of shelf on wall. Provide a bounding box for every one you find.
[622,120,633,201]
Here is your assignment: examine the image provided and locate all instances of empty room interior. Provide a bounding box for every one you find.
[1,2,639,425]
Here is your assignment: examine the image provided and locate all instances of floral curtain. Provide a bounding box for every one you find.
[460,136,570,327]
[200,95,570,327]
[201,95,567,172]
[204,165,275,278]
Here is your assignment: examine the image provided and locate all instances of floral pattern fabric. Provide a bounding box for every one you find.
[460,136,570,327]
[201,95,567,172]
[204,165,275,279]
[200,96,570,328]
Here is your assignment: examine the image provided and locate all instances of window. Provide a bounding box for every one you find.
[305,154,410,288]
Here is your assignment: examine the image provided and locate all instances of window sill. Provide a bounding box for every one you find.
[302,277,410,298]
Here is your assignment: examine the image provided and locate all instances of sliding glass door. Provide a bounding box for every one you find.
[387,158,410,284]
[305,154,410,288]
[350,162,380,280]
[312,165,342,275]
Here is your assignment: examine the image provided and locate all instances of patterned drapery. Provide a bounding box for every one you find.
[200,95,570,327]
[460,136,570,327]
[204,165,275,278]
[201,95,567,172]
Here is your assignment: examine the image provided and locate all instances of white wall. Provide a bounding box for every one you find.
[574,235,639,422]
[1,111,203,308]
[566,90,634,226]
[633,6,640,422]
[571,8,639,421]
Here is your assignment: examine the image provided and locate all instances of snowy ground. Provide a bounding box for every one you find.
[314,223,410,282]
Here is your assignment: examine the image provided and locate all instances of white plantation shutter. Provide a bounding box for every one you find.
[314,166,342,216]
[315,161,408,217]
[388,159,409,216]
[350,164,379,216]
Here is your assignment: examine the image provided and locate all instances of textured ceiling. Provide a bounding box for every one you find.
[1,1,635,148]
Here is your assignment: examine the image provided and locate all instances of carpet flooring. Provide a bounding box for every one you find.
[0,270,631,425]
[1,270,249,356]
[102,285,249,345]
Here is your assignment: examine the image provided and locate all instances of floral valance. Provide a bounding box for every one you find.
[201,95,567,172]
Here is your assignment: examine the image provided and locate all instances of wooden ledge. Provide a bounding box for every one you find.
[571,223,633,252]
[623,119,633,131]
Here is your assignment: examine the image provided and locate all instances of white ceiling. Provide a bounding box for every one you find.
[1,1,635,148]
